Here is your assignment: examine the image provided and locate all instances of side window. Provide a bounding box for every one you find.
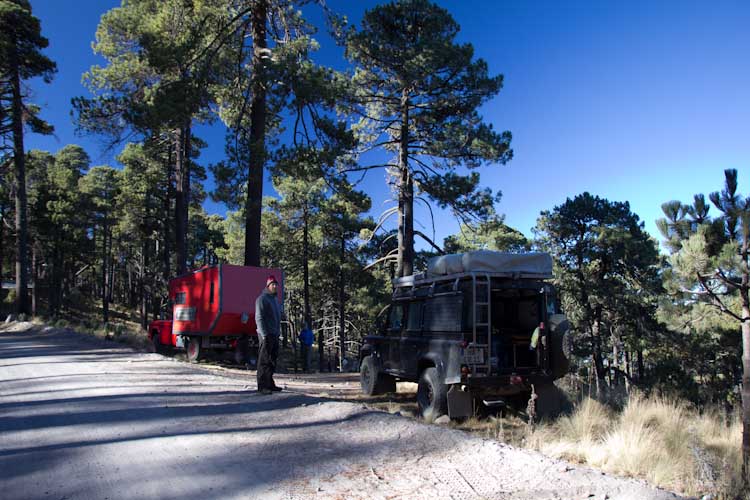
[406,302,422,333]
[388,304,404,332]
[175,292,186,305]
[209,282,215,304]
[424,295,463,333]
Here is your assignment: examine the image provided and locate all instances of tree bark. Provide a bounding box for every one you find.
[397,88,413,277]
[591,305,607,398]
[140,241,148,330]
[339,230,346,372]
[739,231,750,484]
[303,207,311,328]
[174,124,190,275]
[31,244,37,317]
[0,200,4,290]
[244,0,267,267]
[102,209,109,325]
[10,51,29,315]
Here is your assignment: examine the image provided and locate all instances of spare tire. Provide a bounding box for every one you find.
[548,314,571,379]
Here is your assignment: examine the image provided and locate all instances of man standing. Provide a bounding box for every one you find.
[255,275,282,395]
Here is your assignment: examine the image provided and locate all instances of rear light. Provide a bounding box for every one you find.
[510,375,523,385]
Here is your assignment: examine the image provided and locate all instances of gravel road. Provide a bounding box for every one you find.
[0,322,685,500]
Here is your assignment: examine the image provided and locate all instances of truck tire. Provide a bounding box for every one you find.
[549,315,571,379]
[360,355,396,395]
[186,336,202,363]
[234,336,250,365]
[533,382,570,419]
[152,332,165,355]
[417,367,448,422]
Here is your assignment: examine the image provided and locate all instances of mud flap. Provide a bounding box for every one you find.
[447,384,472,418]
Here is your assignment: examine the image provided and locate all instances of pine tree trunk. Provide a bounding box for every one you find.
[162,155,171,281]
[244,0,267,267]
[174,124,190,275]
[339,231,346,372]
[397,88,413,277]
[740,231,750,485]
[11,53,29,316]
[140,241,148,330]
[102,213,109,325]
[0,200,5,290]
[31,244,37,317]
[303,207,311,327]
[591,305,607,398]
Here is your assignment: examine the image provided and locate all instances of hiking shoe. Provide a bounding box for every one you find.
[259,388,273,395]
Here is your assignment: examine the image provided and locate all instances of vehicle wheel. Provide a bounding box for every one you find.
[549,316,571,379]
[186,336,202,363]
[234,336,250,365]
[359,355,396,395]
[417,367,448,422]
[533,382,571,420]
[152,332,165,355]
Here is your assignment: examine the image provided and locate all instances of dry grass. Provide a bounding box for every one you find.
[528,393,744,498]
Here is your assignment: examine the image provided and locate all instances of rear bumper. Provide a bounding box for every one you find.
[461,373,553,397]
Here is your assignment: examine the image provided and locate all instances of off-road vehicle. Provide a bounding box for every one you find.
[359,250,570,420]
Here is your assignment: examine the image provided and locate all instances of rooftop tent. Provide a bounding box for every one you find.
[426,250,553,279]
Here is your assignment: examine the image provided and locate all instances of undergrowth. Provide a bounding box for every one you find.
[527,394,743,498]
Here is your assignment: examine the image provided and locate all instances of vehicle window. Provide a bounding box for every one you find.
[424,295,462,333]
[388,304,404,332]
[209,282,215,304]
[406,302,422,332]
[175,292,186,305]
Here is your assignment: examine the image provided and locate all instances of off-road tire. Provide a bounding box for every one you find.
[234,336,250,365]
[417,367,448,422]
[533,382,570,419]
[152,332,165,355]
[186,337,202,363]
[360,355,396,395]
[549,315,571,379]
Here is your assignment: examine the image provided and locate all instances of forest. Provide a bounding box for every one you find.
[1,0,748,494]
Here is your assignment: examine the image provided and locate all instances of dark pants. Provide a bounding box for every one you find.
[257,335,279,390]
[301,343,311,372]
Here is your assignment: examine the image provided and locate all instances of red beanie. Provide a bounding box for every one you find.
[266,275,278,286]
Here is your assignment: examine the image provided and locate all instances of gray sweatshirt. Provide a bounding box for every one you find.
[255,290,281,339]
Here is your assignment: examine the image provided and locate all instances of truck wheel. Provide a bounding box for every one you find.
[234,336,250,365]
[186,337,202,363]
[152,332,165,355]
[360,355,396,395]
[417,367,448,422]
[533,382,570,419]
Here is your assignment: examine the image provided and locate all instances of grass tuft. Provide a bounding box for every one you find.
[529,393,743,498]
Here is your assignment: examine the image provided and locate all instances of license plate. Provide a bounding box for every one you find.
[464,346,485,364]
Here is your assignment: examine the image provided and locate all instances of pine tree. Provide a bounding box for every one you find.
[344,0,511,277]
[664,169,750,482]
[80,167,122,324]
[0,0,56,314]
[74,0,223,275]
[535,192,660,396]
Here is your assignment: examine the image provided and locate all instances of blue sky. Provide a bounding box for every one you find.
[24,0,750,252]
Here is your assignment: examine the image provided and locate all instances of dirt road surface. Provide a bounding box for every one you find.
[1,322,684,500]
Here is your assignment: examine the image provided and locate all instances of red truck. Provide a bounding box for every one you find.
[148,264,284,364]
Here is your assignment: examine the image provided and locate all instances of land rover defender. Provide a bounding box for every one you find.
[359,250,570,420]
